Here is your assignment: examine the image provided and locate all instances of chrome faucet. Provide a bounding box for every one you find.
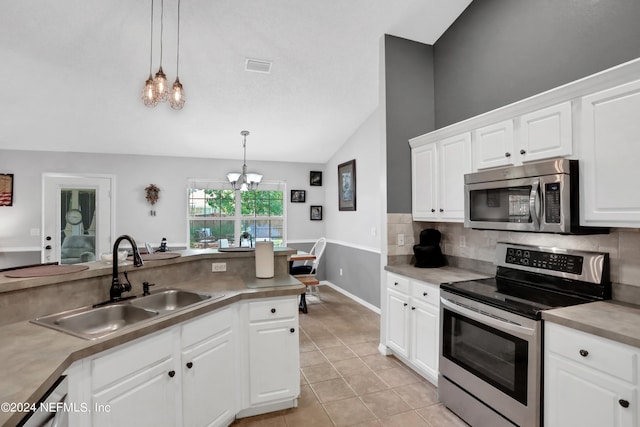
[110,235,144,302]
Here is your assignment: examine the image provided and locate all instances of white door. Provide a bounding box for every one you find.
[411,143,438,220]
[473,119,515,170]
[439,132,472,221]
[42,174,114,264]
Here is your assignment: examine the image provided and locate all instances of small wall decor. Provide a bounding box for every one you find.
[338,159,356,211]
[145,184,160,216]
[310,171,322,186]
[310,205,322,220]
[291,189,306,203]
[0,174,14,207]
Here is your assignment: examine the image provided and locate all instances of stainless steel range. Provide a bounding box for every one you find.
[438,242,610,427]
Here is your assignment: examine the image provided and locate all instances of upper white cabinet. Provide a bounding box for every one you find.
[579,79,640,227]
[473,102,572,170]
[411,133,472,222]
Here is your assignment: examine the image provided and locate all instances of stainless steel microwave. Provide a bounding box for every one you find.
[464,159,607,234]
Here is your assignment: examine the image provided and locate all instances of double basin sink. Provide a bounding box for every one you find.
[32,289,224,340]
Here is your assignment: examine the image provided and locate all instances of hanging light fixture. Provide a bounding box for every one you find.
[169,0,185,109]
[227,131,263,191]
[152,0,169,102]
[141,0,159,107]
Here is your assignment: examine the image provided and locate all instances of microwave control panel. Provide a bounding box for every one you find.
[505,247,583,275]
[545,183,561,223]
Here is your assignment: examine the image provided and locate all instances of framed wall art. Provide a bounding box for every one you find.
[310,171,322,186]
[338,159,356,211]
[0,174,14,207]
[291,189,306,203]
[310,205,322,220]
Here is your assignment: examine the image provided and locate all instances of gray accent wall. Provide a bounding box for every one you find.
[434,0,640,128]
[384,35,435,214]
[324,242,381,308]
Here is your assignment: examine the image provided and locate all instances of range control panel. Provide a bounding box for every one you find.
[505,247,583,275]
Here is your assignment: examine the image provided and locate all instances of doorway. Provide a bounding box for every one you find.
[42,174,114,264]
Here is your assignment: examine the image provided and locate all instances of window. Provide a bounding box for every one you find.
[188,181,285,248]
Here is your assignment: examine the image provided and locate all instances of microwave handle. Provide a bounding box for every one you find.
[530,179,540,229]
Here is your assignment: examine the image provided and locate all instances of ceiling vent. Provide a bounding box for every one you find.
[245,58,272,74]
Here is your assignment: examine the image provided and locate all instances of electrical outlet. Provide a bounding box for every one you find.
[397,234,405,247]
[211,262,227,272]
[459,236,466,247]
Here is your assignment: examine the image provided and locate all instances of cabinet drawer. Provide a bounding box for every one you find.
[91,329,175,390]
[248,297,297,322]
[546,323,637,382]
[411,281,439,307]
[387,273,409,294]
[181,306,233,348]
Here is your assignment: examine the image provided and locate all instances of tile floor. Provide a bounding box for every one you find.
[232,285,467,427]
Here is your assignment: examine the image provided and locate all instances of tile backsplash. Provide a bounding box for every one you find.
[388,214,640,288]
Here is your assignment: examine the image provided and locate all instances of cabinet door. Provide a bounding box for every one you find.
[439,133,472,221]
[410,299,438,382]
[182,310,235,427]
[518,101,572,162]
[580,79,640,227]
[92,357,178,427]
[411,143,438,220]
[473,119,515,170]
[545,353,637,427]
[248,317,300,405]
[386,288,410,358]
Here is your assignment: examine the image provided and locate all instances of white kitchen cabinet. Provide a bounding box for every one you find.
[545,323,639,427]
[246,297,300,407]
[473,102,572,170]
[181,307,236,427]
[91,329,180,427]
[385,272,440,384]
[579,79,640,227]
[411,133,472,222]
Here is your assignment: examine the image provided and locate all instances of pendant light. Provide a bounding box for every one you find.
[152,0,169,102]
[227,131,263,191]
[141,0,159,107]
[169,0,185,109]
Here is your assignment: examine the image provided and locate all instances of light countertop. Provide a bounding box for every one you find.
[385,264,490,284]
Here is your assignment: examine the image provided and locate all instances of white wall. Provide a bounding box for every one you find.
[0,149,325,257]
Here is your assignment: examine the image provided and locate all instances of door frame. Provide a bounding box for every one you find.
[41,173,116,264]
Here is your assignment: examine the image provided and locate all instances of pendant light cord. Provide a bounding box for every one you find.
[149,0,154,75]
[159,0,164,66]
[176,0,181,77]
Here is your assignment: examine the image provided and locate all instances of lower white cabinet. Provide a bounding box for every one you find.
[545,322,639,427]
[385,272,439,384]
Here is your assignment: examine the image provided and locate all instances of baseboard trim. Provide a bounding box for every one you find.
[322,281,381,314]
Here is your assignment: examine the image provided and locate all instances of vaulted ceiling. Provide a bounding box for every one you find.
[0,0,471,163]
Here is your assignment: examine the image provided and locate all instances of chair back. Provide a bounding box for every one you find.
[306,237,327,275]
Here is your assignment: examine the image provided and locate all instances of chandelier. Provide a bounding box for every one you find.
[227,131,263,191]
[141,0,185,109]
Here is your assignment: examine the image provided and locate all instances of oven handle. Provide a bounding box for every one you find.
[440,297,536,337]
[529,178,540,230]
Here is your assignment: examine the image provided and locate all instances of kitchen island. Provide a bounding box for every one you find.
[0,248,305,427]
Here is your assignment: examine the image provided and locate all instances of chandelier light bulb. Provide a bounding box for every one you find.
[153,66,169,102]
[169,78,185,110]
[142,75,159,107]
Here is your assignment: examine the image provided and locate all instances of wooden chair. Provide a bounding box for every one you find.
[292,237,326,313]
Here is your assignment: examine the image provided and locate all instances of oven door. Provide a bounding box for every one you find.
[439,291,541,427]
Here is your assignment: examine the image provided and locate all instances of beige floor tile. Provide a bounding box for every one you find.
[351,420,383,427]
[360,354,401,372]
[232,412,287,426]
[375,367,423,388]
[344,372,390,396]
[348,341,381,357]
[298,383,320,408]
[393,381,439,409]
[324,397,377,427]
[283,402,334,427]
[313,335,344,349]
[416,404,468,427]
[321,345,358,362]
[300,350,328,367]
[333,358,373,377]
[301,362,341,384]
[379,410,431,427]
[360,389,412,419]
[311,377,356,403]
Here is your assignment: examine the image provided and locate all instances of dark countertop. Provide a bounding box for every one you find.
[0,273,304,427]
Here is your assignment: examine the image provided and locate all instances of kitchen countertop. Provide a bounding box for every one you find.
[0,273,304,427]
[542,300,640,349]
[385,264,490,284]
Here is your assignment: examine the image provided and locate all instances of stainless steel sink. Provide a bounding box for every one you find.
[31,289,224,340]
[32,304,159,340]
[130,289,214,313]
